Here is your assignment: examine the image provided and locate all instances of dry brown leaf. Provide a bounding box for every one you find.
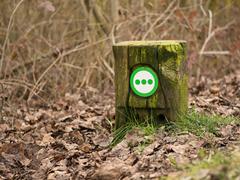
[92,133,110,148]
[79,143,92,153]
[220,125,233,137]
[92,159,135,180]
[210,86,220,94]
[78,119,95,130]
[38,133,55,146]
[168,144,189,155]
[0,123,9,132]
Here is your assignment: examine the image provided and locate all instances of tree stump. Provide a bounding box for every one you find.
[113,41,188,129]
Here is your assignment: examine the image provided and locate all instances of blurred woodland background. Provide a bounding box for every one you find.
[0,0,239,104]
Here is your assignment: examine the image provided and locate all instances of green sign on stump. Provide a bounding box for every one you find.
[130,66,158,97]
[113,41,188,129]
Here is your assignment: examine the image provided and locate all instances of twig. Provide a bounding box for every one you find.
[23,19,86,38]
[99,56,114,84]
[28,37,111,101]
[0,83,4,122]
[0,0,25,77]
[111,24,116,45]
[142,0,177,40]
[208,10,213,37]
[200,0,207,16]
[200,51,230,55]
[62,63,98,70]
[199,10,234,55]
[0,80,48,104]
[154,6,178,30]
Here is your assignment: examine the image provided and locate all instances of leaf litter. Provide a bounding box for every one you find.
[0,73,239,179]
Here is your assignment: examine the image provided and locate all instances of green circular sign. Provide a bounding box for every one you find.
[130,66,158,97]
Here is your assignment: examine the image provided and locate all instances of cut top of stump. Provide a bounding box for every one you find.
[114,40,187,46]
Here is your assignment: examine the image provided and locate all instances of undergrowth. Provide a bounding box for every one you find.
[111,109,238,146]
[168,110,238,137]
[110,112,159,147]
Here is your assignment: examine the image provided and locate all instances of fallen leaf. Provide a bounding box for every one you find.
[79,143,92,153]
[210,86,220,94]
[0,123,9,132]
[168,144,189,155]
[38,133,55,146]
[92,159,135,180]
[220,125,233,137]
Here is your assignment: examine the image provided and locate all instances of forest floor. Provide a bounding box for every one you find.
[0,71,239,180]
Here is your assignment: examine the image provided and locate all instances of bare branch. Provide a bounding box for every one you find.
[0,0,25,77]
[199,10,234,56]
[142,0,177,40]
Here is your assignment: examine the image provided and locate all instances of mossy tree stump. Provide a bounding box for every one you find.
[113,41,188,129]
